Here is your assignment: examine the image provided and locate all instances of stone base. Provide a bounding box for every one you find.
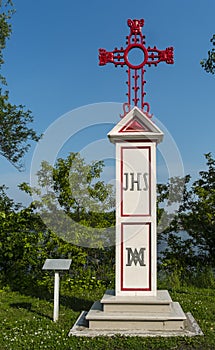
[69,290,203,337]
[101,289,173,313]
[86,290,186,331]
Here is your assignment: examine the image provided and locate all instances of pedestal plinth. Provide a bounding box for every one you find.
[85,290,186,331]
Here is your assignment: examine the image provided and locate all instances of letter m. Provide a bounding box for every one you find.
[126,247,146,266]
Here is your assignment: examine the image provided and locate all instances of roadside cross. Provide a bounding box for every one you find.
[99,19,174,117]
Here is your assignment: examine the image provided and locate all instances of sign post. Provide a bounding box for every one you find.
[42,259,72,322]
[53,271,60,322]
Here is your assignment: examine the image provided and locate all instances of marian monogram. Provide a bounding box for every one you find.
[126,247,146,267]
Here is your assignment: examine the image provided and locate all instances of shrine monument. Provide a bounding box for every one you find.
[70,19,202,336]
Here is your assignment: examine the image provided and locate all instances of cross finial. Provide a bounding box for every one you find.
[99,19,174,118]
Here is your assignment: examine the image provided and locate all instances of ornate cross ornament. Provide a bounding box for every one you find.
[99,19,174,118]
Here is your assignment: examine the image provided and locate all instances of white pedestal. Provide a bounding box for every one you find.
[70,107,202,337]
[108,107,163,296]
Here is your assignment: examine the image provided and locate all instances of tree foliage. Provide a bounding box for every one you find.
[200,34,215,74]
[0,153,115,294]
[0,184,108,295]
[0,1,40,169]
[176,153,215,266]
[0,184,88,292]
[159,153,215,283]
[24,152,115,248]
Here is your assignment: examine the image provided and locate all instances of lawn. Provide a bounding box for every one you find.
[0,286,214,350]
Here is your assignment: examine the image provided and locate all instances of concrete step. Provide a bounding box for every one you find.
[101,289,172,313]
[86,300,187,331]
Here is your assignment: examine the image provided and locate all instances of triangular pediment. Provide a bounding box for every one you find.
[119,116,150,133]
[108,107,164,144]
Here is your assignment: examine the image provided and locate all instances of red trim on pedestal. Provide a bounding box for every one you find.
[119,117,150,132]
[120,222,151,291]
[120,146,151,217]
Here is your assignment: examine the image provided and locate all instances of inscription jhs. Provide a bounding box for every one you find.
[123,172,149,191]
[126,247,146,266]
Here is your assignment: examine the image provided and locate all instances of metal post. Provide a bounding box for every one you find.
[53,271,60,322]
[42,259,71,322]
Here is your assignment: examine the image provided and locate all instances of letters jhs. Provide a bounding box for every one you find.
[123,172,149,191]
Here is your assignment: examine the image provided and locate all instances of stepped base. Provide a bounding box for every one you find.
[69,290,203,337]
[86,290,186,331]
[86,300,186,331]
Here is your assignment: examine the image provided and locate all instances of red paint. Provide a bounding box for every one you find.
[119,116,149,133]
[99,19,174,117]
[120,222,151,291]
[120,146,151,217]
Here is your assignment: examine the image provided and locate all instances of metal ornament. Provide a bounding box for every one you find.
[99,19,174,118]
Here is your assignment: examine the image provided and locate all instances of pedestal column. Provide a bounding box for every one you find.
[115,141,157,296]
[107,107,163,296]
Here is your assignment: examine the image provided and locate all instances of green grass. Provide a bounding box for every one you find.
[0,286,215,350]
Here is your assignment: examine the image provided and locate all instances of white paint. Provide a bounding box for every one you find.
[108,107,162,296]
[53,272,60,322]
[122,223,150,290]
[115,142,157,296]
[121,147,150,216]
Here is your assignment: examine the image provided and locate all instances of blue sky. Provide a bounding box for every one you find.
[1,0,215,204]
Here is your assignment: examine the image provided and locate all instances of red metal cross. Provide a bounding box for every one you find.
[99,19,174,118]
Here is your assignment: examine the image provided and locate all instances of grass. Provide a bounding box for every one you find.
[0,286,215,350]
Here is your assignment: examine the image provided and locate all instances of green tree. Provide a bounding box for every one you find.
[157,176,190,233]
[176,153,215,267]
[0,1,40,169]
[0,184,88,293]
[201,34,215,74]
[159,154,215,283]
[24,152,115,248]
[18,153,115,291]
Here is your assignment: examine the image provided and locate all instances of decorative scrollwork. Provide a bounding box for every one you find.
[99,19,174,118]
[99,49,114,66]
[127,19,144,35]
[158,47,174,64]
